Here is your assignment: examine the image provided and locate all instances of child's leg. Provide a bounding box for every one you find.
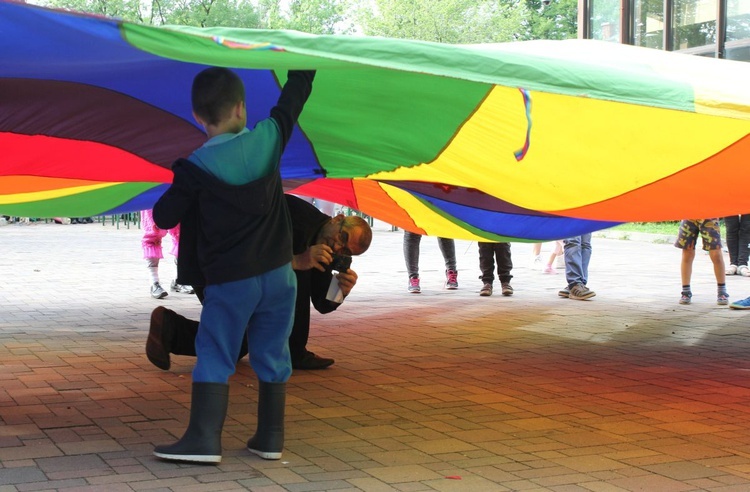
[478,242,496,284]
[700,219,726,284]
[552,240,564,257]
[675,220,699,294]
[167,224,180,258]
[545,241,563,267]
[708,249,726,284]
[495,243,513,283]
[146,258,160,284]
[437,237,457,272]
[403,231,421,278]
[532,243,542,257]
[141,209,167,259]
[681,248,695,287]
[246,265,296,383]
[708,248,729,304]
[193,279,259,384]
[142,209,167,294]
[547,252,557,268]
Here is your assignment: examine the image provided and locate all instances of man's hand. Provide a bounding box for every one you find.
[335,269,358,298]
[293,244,333,272]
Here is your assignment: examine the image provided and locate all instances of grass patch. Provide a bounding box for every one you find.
[612,222,680,235]
[610,221,726,238]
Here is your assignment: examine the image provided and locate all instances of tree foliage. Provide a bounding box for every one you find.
[524,0,578,40]
[37,0,577,40]
[353,0,577,43]
[37,0,264,27]
[353,0,534,43]
[281,0,352,34]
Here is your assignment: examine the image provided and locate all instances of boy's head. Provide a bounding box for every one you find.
[191,67,246,131]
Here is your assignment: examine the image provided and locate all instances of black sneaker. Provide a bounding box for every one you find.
[146,307,174,370]
[292,352,334,370]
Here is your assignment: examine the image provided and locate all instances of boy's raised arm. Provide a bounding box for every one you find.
[271,70,316,149]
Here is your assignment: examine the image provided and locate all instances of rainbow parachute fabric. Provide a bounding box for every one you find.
[2,1,750,241]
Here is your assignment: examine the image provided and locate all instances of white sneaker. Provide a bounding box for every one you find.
[531,255,542,269]
[151,282,168,299]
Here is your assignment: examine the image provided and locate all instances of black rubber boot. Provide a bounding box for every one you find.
[247,382,286,460]
[154,382,229,464]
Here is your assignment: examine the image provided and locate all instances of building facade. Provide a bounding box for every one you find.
[578,0,750,60]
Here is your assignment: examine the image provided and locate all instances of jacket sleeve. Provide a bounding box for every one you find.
[152,162,196,230]
[309,268,341,314]
[271,70,316,151]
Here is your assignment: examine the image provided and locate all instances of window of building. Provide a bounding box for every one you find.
[590,0,622,41]
[634,0,665,48]
[727,0,750,41]
[580,0,750,60]
[673,0,717,49]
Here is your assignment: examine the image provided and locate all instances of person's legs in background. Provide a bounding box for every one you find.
[141,209,168,299]
[166,224,194,294]
[562,235,595,300]
[699,219,728,305]
[531,243,542,269]
[403,231,422,293]
[737,215,750,276]
[725,215,739,275]
[496,242,514,296]
[438,237,458,289]
[478,242,495,296]
[580,233,592,286]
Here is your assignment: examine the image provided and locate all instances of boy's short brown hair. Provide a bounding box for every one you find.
[191,67,245,126]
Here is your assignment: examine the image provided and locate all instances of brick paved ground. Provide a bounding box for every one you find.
[2,219,750,491]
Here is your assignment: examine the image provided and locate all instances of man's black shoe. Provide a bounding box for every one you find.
[147,306,174,370]
[292,352,334,370]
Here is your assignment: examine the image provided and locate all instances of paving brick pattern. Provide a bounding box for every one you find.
[2,220,750,491]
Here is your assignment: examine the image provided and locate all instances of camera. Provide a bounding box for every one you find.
[329,253,352,272]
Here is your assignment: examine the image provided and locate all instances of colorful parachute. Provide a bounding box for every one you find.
[2,1,750,241]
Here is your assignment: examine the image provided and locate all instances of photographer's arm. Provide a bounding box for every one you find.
[335,269,357,298]
[310,269,341,313]
[292,244,333,272]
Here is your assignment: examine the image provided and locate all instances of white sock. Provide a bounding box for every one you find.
[146,259,160,284]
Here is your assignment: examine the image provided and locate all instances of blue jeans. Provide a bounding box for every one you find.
[403,231,456,277]
[564,234,592,289]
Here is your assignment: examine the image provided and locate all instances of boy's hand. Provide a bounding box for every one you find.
[293,244,333,272]
[335,269,358,298]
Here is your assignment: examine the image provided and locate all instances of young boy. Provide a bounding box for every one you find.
[152,68,315,464]
[674,219,728,305]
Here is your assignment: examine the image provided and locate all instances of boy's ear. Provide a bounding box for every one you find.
[234,100,245,118]
[192,111,207,129]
